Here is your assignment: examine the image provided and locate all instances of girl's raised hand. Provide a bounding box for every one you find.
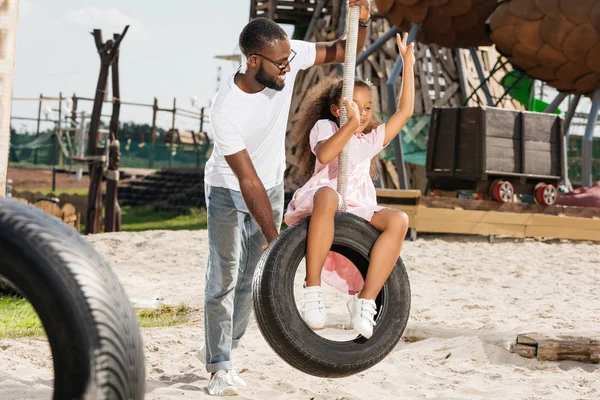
[342,97,361,126]
[397,32,415,66]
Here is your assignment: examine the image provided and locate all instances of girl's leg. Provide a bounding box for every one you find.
[305,187,339,286]
[347,208,409,338]
[360,208,409,300]
[302,187,339,329]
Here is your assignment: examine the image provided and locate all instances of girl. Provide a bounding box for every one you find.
[284,33,415,339]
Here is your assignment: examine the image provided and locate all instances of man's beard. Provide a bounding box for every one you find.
[255,65,285,91]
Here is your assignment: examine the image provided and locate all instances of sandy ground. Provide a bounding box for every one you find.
[1,230,599,399]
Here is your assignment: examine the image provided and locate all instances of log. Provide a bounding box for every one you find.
[516,333,600,364]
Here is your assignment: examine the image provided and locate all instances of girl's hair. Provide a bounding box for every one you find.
[292,77,381,183]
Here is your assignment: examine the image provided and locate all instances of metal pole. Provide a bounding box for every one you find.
[356,25,399,65]
[386,23,419,190]
[561,95,581,191]
[582,88,600,187]
[468,47,494,106]
[543,92,567,113]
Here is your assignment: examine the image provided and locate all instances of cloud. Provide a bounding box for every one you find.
[66,8,148,41]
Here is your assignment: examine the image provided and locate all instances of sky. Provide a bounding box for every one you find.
[11,0,294,134]
[10,0,598,137]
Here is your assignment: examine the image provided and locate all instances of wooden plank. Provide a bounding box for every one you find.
[481,211,533,225]
[418,58,433,113]
[419,196,600,219]
[537,340,600,363]
[511,343,537,359]
[528,214,600,231]
[376,188,421,199]
[517,333,539,346]
[517,332,600,363]
[525,225,600,242]
[415,218,526,237]
[433,82,459,108]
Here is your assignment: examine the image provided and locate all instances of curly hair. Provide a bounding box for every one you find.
[292,77,381,183]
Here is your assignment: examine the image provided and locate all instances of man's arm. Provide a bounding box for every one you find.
[313,0,370,65]
[224,150,279,243]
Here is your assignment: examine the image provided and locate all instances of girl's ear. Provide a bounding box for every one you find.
[330,104,340,118]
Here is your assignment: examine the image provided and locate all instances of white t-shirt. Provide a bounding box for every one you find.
[204,40,317,191]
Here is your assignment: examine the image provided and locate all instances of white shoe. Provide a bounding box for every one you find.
[301,285,327,329]
[229,369,247,390]
[347,294,377,339]
[197,346,246,390]
[207,370,238,396]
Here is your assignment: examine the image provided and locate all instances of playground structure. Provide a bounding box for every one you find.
[249,0,600,241]
[6,0,600,239]
[248,0,599,195]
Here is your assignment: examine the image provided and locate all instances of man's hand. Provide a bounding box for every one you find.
[349,0,370,22]
[224,150,279,244]
[313,0,370,65]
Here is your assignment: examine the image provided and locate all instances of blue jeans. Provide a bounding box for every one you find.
[204,182,284,373]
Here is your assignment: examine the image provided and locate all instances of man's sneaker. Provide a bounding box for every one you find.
[301,285,327,329]
[207,370,238,396]
[197,347,246,389]
[346,293,377,339]
[230,369,247,390]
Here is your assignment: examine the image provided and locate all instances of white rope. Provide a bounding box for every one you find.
[337,5,361,211]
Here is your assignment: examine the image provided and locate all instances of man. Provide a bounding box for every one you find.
[203,2,370,395]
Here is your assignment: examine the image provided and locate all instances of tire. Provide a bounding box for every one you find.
[253,212,411,378]
[0,198,145,399]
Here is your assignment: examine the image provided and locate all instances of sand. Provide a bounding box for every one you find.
[1,230,599,399]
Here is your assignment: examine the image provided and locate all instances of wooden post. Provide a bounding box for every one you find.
[33,93,42,165]
[148,97,158,169]
[150,97,158,143]
[169,97,176,169]
[69,94,78,170]
[86,26,129,234]
[104,32,124,233]
[57,92,63,167]
[197,107,204,169]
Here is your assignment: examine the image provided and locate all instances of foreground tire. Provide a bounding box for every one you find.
[0,198,145,399]
[253,212,411,378]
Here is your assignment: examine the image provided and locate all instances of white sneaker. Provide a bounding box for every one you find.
[207,370,238,396]
[347,294,377,339]
[197,346,246,390]
[229,369,247,390]
[301,285,327,329]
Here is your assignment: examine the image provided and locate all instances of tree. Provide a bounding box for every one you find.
[0,0,20,198]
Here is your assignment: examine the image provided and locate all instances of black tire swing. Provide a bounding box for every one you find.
[252,6,411,378]
[0,198,146,399]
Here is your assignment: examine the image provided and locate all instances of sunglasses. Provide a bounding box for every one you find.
[249,49,297,72]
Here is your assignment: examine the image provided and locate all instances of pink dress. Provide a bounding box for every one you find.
[284,119,388,295]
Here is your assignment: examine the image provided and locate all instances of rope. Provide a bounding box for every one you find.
[336,5,361,211]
